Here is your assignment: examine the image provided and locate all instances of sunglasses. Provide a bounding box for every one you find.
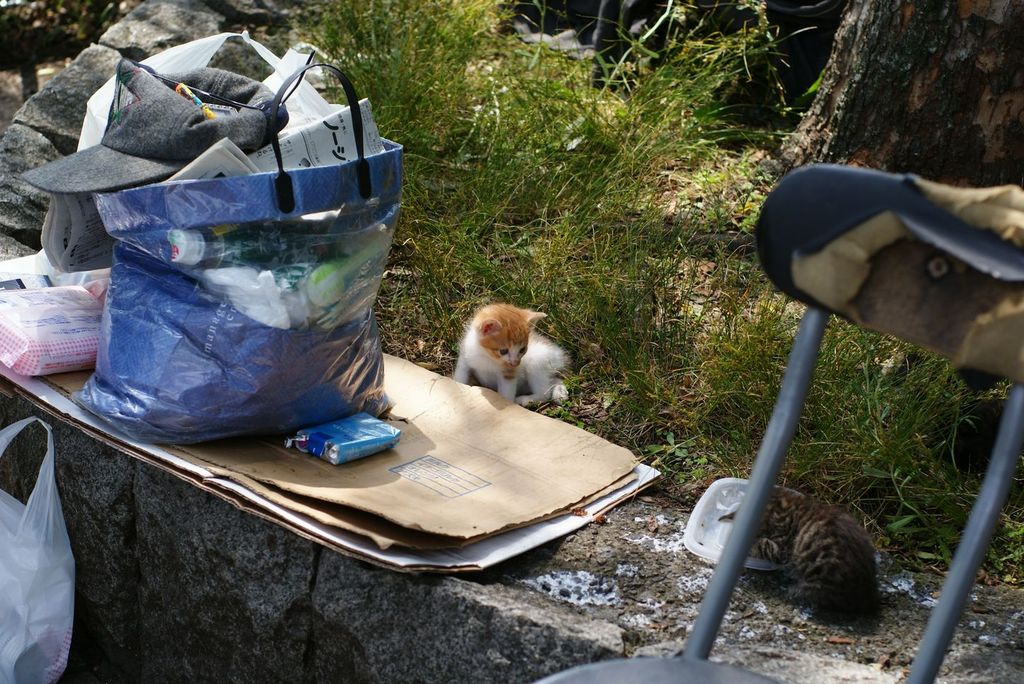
[149,72,269,113]
[131,55,316,145]
[142,50,315,116]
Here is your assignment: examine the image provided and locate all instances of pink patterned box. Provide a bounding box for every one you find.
[0,286,101,376]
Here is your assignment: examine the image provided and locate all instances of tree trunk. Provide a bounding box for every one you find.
[782,0,1024,187]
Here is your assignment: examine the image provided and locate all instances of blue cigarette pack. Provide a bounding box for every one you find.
[285,412,401,465]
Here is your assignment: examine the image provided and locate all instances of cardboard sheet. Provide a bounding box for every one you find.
[45,356,639,541]
[191,466,638,551]
[0,347,658,571]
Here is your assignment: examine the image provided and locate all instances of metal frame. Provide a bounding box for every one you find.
[540,305,1024,683]
[907,382,1024,682]
[684,305,1024,682]
[684,306,829,660]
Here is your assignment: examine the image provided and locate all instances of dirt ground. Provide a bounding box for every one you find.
[487,483,1024,683]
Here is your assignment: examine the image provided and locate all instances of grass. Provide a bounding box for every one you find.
[307,0,1024,581]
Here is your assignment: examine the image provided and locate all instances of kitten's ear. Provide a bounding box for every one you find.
[525,310,547,326]
[479,318,502,337]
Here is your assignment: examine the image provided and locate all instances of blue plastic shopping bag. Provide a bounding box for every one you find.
[76,64,402,443]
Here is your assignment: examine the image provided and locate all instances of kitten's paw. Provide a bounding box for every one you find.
[551,383,568,404]
[515,395,536,407]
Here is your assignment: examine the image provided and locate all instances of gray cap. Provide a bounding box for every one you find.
[23,58,275,193]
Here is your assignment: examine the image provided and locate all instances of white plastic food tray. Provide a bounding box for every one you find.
[682,477,780,571]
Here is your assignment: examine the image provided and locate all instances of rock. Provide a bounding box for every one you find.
[51,424,140,680]
[313,555,624,682]
[200,0,298,24]
[13,45,121,156]
[0,69,21,136]
[0,124,59,249]
[720,646,900,683]
[0,234,35,261]
[632,640,685,657]
[133,465,317,683]
[4,44,120,248]
[99,0,226,62]
[942,643,1024,683]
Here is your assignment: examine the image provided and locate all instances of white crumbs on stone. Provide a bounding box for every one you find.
[521,570,621,607]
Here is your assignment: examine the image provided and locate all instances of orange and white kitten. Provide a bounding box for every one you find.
[453,303,569,406]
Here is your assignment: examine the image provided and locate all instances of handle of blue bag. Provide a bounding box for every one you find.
[268,63,373,213]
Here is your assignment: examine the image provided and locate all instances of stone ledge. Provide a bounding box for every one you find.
[0,390,622,683]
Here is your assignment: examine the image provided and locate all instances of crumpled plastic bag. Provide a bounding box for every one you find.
[0,417,75,684]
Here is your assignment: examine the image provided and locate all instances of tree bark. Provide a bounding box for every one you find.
[782,0,1024,187]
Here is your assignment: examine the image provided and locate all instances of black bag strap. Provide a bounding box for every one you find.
[268,63,373,213]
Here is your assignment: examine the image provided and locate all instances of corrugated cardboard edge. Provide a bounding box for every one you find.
[192,463,638,551]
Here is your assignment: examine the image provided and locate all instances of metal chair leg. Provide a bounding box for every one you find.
[684,307,830,660]
[908,383,1024,683]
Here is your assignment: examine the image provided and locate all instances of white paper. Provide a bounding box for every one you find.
[248,99,385,172]
[169,138,261,181]
[41,193,115,273]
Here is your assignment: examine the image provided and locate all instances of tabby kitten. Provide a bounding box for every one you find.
[722,487,879,614]
[453,303,569,406]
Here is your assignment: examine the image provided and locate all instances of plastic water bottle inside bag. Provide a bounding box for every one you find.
[170,211,392,331]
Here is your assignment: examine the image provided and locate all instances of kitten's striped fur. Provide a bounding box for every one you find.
[726,487,879,614]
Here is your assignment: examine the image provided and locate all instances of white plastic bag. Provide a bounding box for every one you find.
[79,30,338,150]
[0,418,75,684]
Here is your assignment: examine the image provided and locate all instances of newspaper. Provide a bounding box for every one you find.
[248,98,385,172]
[41,193,114,273]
